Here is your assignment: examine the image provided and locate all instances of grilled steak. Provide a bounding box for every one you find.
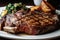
[0,9,59,35]
[16,10,59,35]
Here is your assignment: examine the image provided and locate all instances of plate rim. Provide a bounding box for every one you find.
[0,30,60,39]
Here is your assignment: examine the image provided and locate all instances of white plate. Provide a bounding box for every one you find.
[0,6,60,39]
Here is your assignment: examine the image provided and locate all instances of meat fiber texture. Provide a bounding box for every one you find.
[0,9,59,35]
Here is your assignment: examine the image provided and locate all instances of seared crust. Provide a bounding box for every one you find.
[0,9,59,35]
[15,10,58,35]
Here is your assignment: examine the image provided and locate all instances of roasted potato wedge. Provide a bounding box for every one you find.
[30,6,40,11]
[41,0,55,13]
[30,0,55,13]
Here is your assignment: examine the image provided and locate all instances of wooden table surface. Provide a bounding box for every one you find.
[0,0,60,40]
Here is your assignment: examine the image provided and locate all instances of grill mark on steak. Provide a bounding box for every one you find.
[0,8,59,35]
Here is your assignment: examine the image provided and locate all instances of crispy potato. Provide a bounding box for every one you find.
[41,1,55,13]
[30,6,40,11]
[41,1,51,12]
[1,10,8,17]
[30,0,55,13]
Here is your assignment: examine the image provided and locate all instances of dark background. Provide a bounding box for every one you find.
[0,0,34,6]
[0,0,60,9]
[47,0,60,9]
